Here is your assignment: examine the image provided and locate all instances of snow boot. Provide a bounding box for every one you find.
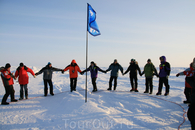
[156,92,161,95]
[19,97,23,100]
[144,91,149,93]
[183,100,191,104]
[130,88,135,92]
[135,89,139,92]
[164,92,169,96]
[107,88,111,91]
[92,89,97,92]
[11,99,18,102]
[149,92,152,94]
[1,102,9,105]
[19,98,23,100]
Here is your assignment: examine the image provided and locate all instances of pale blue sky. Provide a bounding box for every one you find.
[0,0,194,68]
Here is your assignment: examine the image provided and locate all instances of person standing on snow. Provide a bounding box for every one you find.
[81,61,106,92]
[123,59,141,92]
[106,59,123,91]
[156,56,171,96]
[176,63,194,103]
[63,60,82,92]
[15,63,36,100]
[141,59,158,94]
[187,58,195,130]
[1,63,18,105]
[35,62,63,96]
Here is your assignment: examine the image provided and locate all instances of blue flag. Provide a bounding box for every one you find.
[87,3,100,36]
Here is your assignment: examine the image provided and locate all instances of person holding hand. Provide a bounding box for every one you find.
[81,61,106,92]
[63,60,82,92]
[15,63,36,100]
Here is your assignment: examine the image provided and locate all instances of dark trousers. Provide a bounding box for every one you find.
[70,78,77,91]
[187,104,195,130]
[158,77,170,93]
[92,78,97,91]
[109,76,117,90]
[184,87,192,102]
[1,85,15,103]
[145,78,153,93]
[44,79,53,95]
[20,84,28,99]
[130,76,138,89]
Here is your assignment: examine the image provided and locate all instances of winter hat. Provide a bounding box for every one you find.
[160,56,166,62]
[193,58,195,69]
[48,62,51,65]
[147,59,151,62]
[5,63,11,69]
[91,61,95,65]
[72,59,76,64]
[20,62,24,67]
[131,59,135,62]
[190,63,193,67]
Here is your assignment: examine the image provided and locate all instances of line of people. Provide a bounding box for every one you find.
[0,56,171,105]
[1,57,195,129]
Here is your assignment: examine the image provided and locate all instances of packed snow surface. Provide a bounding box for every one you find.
[0,67,191,129]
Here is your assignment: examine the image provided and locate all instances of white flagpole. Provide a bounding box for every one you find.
[85,4,89,103]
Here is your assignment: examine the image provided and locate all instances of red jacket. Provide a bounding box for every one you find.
[179,66,194,88]
[183,66,194,77]
[15,66,35,85]
[64,60,81,78]
[1,69,14,86]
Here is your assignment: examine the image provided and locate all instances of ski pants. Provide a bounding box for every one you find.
[44,79,53,95]
[109,76,117,90]
[91,78,97,91]
[187,104,195,130]
[1,85,15,103]
[158,77,170,93]
[70,78,77,91]
[145,77,153,93]
[130,75,138,89]
[20,84,28,99]
[184,87,192,102]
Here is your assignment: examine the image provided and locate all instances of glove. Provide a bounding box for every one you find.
[61,70,64,74]
[176,73,180,77]
[166,75,169,79]
[35,73,38,76]
[33,75,36,78]
[80,72,84,75]
[156,74,159,78]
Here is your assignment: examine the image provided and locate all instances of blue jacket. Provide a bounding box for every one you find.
[106,63,123,77]
[83,65,105,78]
[159,56,171,77]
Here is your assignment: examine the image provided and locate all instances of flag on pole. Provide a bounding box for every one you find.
[87,3,100,36]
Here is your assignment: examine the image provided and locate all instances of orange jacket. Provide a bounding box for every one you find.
[64,60,81,78]
[15,66,35,85]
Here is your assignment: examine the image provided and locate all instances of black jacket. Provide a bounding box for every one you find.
[124,62,141,77]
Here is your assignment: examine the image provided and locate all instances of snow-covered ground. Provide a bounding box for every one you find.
[0,67,191,130]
